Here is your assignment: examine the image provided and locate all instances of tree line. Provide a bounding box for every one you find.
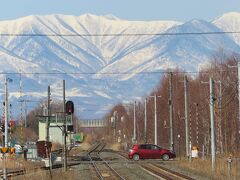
[104,54,240,155]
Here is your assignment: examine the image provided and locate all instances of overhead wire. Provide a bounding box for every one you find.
[0,70,238,75]
[1,31,240,37]
[1,31,239,117]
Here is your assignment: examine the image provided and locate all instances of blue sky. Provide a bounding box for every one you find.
[0,0,240,21]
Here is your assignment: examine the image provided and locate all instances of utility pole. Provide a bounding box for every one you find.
[169,72,174,151]
[216,80,223,154]
[45,86,52,176]
[110,116,116,143]
[46,86,50,142]
[4,77,12,147]
[144,98,147,143]
[133,101,136,143]
[238,62,240,149]
[24,101,27,128]
[195,103,199,146]
[184,75,189,157]
[238,62,240,144]
[218,81,223,154]
[228,61,240,150]
[63,80,67,172]
[113,111,118,143]
[154,95,157,145]
[4,76,8,147]
[210,77,216,170]
[19,72,24,146]
[3,76,11,180]
[201,78,216,170]
[150,95,161,145]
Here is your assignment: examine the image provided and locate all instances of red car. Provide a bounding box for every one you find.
[128,144,176,161]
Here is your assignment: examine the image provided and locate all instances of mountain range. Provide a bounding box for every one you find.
[0,12,240,119]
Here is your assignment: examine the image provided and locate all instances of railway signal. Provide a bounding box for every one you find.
[0,123,5,132]
[66,101,74,114]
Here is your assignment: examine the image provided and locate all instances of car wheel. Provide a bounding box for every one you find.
[133,154,140,161]
[162,154,170,161]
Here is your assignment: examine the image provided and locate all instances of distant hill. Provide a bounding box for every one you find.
[0,12,239,118]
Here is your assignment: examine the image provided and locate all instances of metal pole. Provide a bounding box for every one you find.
[19,73,24,146]
[3,76,7,180]
[133,101,136,142]
[189,141,192,162]
[184,75,189,157]
[46,86,50,142]
[113,125,116,143]
[114,111,118,143]
[63,80,67,171]
[45,86,52,175]
[4,76,8,147]
[196,103,199,146]
[154,95,157,145]
[24,101,27,128]
[169,72,174,151]
[218,81,223,154]
[144,98,147,143]
[238,62,240,148]
[210,77,216,170]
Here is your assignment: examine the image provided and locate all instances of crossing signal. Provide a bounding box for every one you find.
[66,101,74,114]
[0,124,5,132]
[67,125,74,132]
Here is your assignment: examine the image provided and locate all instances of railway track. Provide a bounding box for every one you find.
[88,142,126,180]
[1,146,196,180]
[116,150,195,180]
[141,163,195,180]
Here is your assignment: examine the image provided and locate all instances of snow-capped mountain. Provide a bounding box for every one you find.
[0,12,239,119]
[213,12,240,46]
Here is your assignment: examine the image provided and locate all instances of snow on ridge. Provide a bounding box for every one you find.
[213,11,240,45]
[0,13,239,118]
[213,12,240,22]
[0,13,181,35]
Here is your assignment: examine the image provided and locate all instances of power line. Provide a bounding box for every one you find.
[1,31,240,37]
[75,103,113,107]
[78,109,110,112]
[0,70,237,75]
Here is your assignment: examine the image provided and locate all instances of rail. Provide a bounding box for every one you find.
[88,142,126,180]
[116,150,195,180]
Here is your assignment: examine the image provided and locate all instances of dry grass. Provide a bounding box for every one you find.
[0,157,80,180]
[51,143,63,151]
[68,142,91,156]
[110,143,121,151]
[13,168,80,180]
[175,157,240,179]
[0,157,42,170]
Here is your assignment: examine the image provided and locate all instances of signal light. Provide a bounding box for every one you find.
[67,125,74,132]
[66,101,74,114]
[0,123,5,132]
